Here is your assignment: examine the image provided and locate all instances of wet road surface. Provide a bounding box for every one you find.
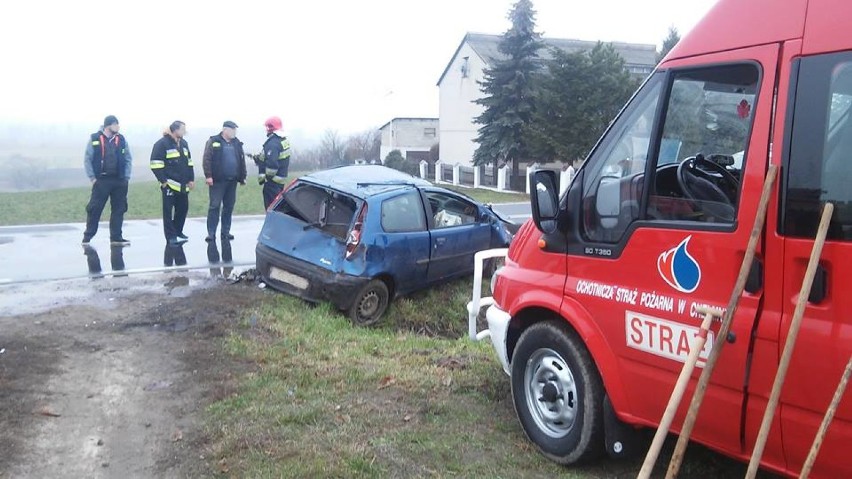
[0,203,531,285]
[0,216,262,284]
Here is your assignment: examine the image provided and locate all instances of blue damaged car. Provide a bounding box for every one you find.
[256,165,515,325]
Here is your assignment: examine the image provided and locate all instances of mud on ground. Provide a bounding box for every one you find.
[0,274,264,478]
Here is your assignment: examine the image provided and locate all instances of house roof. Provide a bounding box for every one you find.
[437,32,658,85]
[378,117,439,131]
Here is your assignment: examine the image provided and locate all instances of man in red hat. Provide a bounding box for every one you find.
[257,116,291,208]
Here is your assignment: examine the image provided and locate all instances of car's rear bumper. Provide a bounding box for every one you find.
[256,243,368,310]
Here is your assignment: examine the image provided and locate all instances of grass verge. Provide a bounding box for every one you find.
[0,174,526,226]
[202,279,767,478]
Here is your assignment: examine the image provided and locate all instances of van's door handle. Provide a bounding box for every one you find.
[809,263,828,304]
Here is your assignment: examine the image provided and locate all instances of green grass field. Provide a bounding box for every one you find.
[0,174,529,226]
[203,279,758,478]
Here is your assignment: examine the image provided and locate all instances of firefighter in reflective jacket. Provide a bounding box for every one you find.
[150,121,195,246]
[257,116,291,208]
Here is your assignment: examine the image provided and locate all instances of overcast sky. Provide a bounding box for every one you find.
[0,0,717,139]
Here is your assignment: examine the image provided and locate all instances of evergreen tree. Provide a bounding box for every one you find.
[527,43,639,163]
[657,26,681,63]
[473,0,543,182]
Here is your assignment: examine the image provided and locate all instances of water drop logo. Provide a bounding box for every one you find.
[657,236,702,294]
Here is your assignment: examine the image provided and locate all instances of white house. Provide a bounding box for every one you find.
[437,33,658,168]
[378,117,439,163]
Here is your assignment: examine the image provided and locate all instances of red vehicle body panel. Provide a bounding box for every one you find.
[493,1,852,477]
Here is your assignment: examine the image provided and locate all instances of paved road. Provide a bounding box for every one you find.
[0,203,531,285]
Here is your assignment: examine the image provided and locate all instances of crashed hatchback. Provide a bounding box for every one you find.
[256,165,514,325]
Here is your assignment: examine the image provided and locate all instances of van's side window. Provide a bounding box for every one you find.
[646,64,759,224]
[582,74,663,243]
[783,52,852,240]
[381,191,426,233]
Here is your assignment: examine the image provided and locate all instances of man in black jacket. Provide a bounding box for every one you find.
[83,115,132,245]
[202,121,246,242]
[150,121,195,246]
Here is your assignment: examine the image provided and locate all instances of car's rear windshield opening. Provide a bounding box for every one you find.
[274,182,358,239]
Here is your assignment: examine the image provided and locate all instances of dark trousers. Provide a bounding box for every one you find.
[207,180,237,236]
[161,188,189,240]
[84,177,128,240]
[263,181,283,209]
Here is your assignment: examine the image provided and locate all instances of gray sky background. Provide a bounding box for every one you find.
[0,0,717,139]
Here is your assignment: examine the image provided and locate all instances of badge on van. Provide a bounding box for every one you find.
[657,236,702,294]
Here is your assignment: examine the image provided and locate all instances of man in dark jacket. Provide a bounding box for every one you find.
[202,121,246,242]
[150,121,195,246]
[82,115,132,245]
[257,116,291,208]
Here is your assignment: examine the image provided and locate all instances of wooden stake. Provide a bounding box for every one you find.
[637,306,723,479]
[666,165,778,478]
[745,202,834,479]
[799,355,852,478]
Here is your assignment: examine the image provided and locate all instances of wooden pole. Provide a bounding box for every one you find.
[799,355,852,478]
[637,306,723,479]
[745,202,834,479]
[665,165,778,478]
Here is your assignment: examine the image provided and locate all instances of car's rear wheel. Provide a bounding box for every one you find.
[348,279,389,326]
[511,321,605,465]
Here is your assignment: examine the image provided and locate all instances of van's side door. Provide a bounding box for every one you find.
[777,50,852,478]
[562,44,779,453]
[423,189,491,283]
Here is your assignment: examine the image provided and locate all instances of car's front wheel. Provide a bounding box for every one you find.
[347,279,389,326]
[511,321,605,465]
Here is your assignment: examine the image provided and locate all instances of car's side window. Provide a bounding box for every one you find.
[784,52,852,240]
[424,191,478,229]
[582,74,663,243]
[646,64,759,224]
[381,190,426,233]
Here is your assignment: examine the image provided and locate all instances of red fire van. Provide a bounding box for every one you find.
[468,1,852,476]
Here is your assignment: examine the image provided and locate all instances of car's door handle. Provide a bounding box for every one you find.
[435,237,447,245]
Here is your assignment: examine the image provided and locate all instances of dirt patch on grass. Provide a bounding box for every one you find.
[0,275,267,477]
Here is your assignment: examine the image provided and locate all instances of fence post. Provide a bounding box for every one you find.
[473,165,481,188]
[453,164,460,185]
[435,161,442,182]
[497,165,508,191]
[419,160,428,179]
[560,165,575,196]
[526,163,539,195]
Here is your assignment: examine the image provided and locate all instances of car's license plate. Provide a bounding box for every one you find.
[269,267,309,290]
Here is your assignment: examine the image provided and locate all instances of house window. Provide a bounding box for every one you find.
[461,56,470,78]
[424,127,436,138]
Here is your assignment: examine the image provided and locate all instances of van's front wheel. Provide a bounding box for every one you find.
[511,321,605,465]
[347,279,389,326]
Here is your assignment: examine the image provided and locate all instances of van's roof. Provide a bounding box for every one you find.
[299,165,432,198]
[664,0,808,63]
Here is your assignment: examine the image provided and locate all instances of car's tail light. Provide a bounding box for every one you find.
[267,179,299,212]
[345,203,368,260]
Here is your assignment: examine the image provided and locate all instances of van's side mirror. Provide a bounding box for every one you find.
[531,170,559,234]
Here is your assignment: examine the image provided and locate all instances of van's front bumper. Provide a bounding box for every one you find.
[484,304,512,375]
[256,243,368,311]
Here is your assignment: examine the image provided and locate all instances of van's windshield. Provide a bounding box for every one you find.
[274,182,358,240]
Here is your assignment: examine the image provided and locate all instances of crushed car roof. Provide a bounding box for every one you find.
[299,165,433,198]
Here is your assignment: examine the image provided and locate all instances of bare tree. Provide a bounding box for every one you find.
[319,129,345,168]
[345,129,381,164]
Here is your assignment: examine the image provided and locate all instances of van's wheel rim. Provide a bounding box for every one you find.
[524,348,578,439]
[357,290,380,320]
